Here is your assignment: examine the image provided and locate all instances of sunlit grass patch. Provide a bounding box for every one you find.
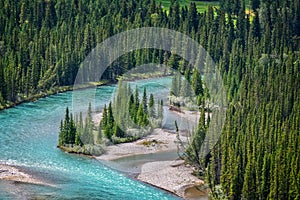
[157,0,219,13]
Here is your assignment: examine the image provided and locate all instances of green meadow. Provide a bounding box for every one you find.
[156,0,219,13]
[156,0,253,16]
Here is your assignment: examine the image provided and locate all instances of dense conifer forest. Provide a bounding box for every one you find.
[1,0,299,199]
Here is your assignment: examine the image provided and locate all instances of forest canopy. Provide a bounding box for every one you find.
[1,0,299,199]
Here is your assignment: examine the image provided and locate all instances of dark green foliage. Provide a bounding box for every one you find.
[149,93,155,117]
[134,86,140,111]
[107,102,114,129]
[1,0,299,110]
[2,0,300,198]
[170,68,203,108]
[170,71,181,97]
[103,102,114,140]
[191,69,203,97]
[58,103,97,148]
[180,70,192,98]
[58,107,79,146]
[129,94,136,122]
[81,103,94,145]
[251,11,260,39]
[205,1,300,199]
[100,105,108,128]
[251,0,260,10]
[99,82,162,144]
[137,103,148,126]
[142,87,148,114]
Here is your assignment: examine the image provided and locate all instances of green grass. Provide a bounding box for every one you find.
[156,0,253,17]
[156,0,219,13]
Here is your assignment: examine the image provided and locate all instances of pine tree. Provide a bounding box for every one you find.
[168,54,179,70]
[63,107,70,144]
[251,11,261,39]
[58,107,79,146]
[100,104,108,128]
[75,129,83,146]
[170,71,181,97]
[58,120,64,146]
[69,113,76,144]
[134,86,139,111]
[149,93,155,117]
[114,124,125,138]
[180,69,191,98]
[2,1,299,198]
[129,93,136,122]
[104,101,114,141]
[142,87,148,114]
[191,69,203,97]
[107,102,114,128]
[137,103,145,126]
[251,0,260,10]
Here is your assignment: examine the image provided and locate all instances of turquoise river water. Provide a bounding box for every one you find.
[0,77,182,199]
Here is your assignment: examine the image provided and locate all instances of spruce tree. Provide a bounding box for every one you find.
[107,102,114,128]
[149,93,155,117]
[100,104,108,128]
[137,103,145,126]
[58,120,64,146]
[191,69,203,97]
[142,87,148,114]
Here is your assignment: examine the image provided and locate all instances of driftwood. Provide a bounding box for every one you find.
[169,105,185,114]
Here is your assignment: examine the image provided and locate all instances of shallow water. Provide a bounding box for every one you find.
[0,77,183,199]
[106,151,180,176]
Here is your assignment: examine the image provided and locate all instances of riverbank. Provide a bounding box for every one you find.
[0,86,72,111]
[97,128,209,199]
[0,80,110,111]
[137,160,207,199]
[0,164,53,187]
[97,128,179,161]
[0,73,172,112]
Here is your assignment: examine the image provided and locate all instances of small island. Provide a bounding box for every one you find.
[57,81,164,156]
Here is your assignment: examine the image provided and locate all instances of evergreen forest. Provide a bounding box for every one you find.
[1,0,299,199]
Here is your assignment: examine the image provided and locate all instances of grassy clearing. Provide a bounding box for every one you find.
[156,0,219,13]
[156,0,253,22]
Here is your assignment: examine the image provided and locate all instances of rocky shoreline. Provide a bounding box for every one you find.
[97,128,209,199]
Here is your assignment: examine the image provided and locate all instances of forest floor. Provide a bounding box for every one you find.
[97,125,208,199]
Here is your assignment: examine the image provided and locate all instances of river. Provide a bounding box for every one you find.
[0,77,182,199]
